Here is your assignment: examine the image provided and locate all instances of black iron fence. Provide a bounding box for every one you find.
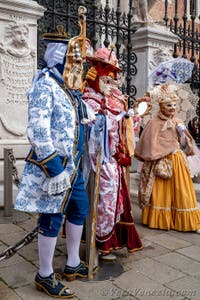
[34,0,200,140]
[164,1,200,90]
[34,0,137,107]
[164,0,200,142]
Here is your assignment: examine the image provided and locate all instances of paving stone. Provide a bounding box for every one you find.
[53,254,66,273]
[0,224,24,235]
[16,282,76,300]
[32,257,40,269]
[32,253,69,275]
[113,270,183,300]
[176,245,200,262]
[113,249,147,271]
[1,194,200,300]
[113,243,170,273]
[131,202,142,222]
[154,252,200,276]
[17,240,38,262]
[0,230,29,247]
[125,257,185,284]
[15,215,38,232]
[141,241,170,258]
[0,244,25,268]
[135,222,168,238]
[56,243,67,256]
[145,233,192,250]
[165,275,200,300]
[57,234,66,246]
[113,296,137,300]
[194,274,200,282]
[0,210,31,225]
[116,292,138,300]
[169,231,200,247]
[65,279,124,300]
[0,261,37,288]
[0,281,22,300]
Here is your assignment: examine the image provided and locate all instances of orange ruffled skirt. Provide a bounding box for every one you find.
[142,151,200,231]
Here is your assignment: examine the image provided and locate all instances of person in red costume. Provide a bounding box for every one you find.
[82,47,143,260]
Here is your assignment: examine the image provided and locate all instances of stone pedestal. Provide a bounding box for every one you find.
[130,24,179,173]
[0,0,45,206]
[132,24,179,98]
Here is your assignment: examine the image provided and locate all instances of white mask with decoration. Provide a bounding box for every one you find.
[98,74,121,96]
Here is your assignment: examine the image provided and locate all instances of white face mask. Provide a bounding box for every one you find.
[160,101,177,118]
[99,75,120,96]
[44,42,68,68]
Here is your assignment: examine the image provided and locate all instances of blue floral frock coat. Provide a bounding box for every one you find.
[14,72,79,214]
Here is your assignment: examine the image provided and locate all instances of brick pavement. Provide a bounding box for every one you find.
[0,186,200,299]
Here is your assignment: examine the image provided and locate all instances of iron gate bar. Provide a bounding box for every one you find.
[4,148,13,217]
[166,1,200,82]
[182,0,188,59]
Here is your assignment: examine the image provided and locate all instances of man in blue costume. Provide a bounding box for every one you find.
[14,25,94,298]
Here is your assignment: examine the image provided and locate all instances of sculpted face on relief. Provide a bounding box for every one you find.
[149,48,172,71]
[1,22,35,58]
[0,22,36,138]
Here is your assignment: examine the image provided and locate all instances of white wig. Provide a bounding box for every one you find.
[44,42,68,68]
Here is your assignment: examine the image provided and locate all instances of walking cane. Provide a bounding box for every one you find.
[87,146,102,280]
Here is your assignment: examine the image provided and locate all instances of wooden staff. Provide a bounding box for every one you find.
[87,147,102,280]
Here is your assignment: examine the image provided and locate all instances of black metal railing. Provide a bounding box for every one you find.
[34,0,137,106]
[164,0,200,143]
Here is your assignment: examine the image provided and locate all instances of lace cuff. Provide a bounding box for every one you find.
[42,170,71,195]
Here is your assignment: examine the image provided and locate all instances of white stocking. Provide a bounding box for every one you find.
[65,220,83,267]
[38,233,57,277]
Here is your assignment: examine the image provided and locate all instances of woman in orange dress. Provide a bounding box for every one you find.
[135,83,200,232]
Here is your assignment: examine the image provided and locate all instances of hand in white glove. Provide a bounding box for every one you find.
[176,123,186,135]
[128,108,134,117]
[176,123,187,146]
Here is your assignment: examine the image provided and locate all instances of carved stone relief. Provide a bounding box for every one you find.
[133,0,149,22]
[132,0,155,28]
[0,22,36,137]
[149,48,172,71]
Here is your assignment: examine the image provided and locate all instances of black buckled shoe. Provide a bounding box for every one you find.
[63,262,89,282]
[35,272,74,298]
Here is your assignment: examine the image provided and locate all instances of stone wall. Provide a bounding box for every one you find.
[0,0,45,206]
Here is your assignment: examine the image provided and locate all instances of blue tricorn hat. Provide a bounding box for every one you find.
[42,25,70,43]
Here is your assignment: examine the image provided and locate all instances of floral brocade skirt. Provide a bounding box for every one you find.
[142,151,200,231]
